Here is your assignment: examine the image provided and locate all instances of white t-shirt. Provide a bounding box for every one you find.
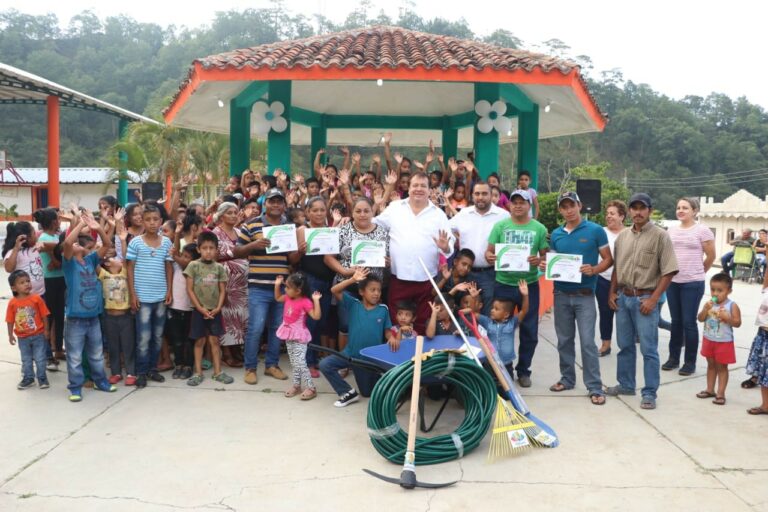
[5,248,45,296]
[449,204,509,268]
[598,227,622,281]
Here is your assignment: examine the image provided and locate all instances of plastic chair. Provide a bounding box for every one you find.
[733,242,760,282]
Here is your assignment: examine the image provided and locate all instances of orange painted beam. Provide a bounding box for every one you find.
[47,96,60,208]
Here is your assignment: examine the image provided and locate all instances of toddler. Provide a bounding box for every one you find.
[6,270,50,389]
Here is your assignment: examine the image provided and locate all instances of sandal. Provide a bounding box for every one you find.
[696,390,716,399]
[742,377,758,389]
[640,397,656,410]
[712,396,726,406]
[590,393,606,406]
[284,385,301,398]
[747,406,768,415]
[549,382,573,392]
[300,388,317,401]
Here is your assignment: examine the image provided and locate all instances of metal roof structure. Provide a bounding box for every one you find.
[0,62,159,124]
[4,168,142,184]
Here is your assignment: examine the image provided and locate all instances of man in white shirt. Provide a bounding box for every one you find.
[375,172,455,332]
[449,181,508,315]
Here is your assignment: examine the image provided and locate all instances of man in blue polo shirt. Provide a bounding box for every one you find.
[545,192,613,405]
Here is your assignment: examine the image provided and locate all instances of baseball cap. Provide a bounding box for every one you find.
[264,188,286,201]
[557,191,581,206]
[509,189,532,203]
[628,192,652,208]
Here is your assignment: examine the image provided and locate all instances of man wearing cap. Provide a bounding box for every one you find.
[233,187,301,385]
[606,192,678,410]
[545,192,612,405]
[486,189,548,388]
[449,181,508,315]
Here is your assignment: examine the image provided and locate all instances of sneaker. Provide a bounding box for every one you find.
[147,371,165,383]
[265,366,288,380]
[68,392,82,402]
[108,374,123,385]
[94,380,117,393]
[46,358,59,372]
[309,366,320,379]
[244,369,258,385]
[212,372,234,384]
[605,385,637,396]
[125,375,137,386]
[17,378,35,390]
[38,379,50,389]
[171,366,183,379]
[678,363,696,376]
[181,367,193,379]
[135,375,147,388]
[334,389,360,408]
[661,359,679,371]
[187,374,204,387]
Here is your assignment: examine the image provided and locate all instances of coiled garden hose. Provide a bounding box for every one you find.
[366,351,496,465]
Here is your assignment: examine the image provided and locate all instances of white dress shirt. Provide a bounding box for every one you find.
[375,198,455,281]
[449,204,509,268]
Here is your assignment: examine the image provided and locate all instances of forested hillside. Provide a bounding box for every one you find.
[2,4,767,216]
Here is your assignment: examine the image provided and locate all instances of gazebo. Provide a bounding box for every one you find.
[163,26,606,186]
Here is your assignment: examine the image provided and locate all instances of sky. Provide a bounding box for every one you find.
[15,0,768,109]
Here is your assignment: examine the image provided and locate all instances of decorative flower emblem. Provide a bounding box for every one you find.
[252,101,288,135]
[475,100,512,135]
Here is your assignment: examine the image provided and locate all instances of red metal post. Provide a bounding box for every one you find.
[47,95,60,208]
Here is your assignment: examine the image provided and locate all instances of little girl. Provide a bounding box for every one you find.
[274,272,322,400]
[747,283,768,415]
[696,273,741,405]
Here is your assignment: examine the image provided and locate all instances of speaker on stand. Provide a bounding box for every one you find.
[576,179,602,216]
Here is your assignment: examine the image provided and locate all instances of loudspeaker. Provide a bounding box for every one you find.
[576,179,602,214]
[142,182,164,202]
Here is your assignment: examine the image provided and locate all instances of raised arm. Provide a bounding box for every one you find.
[330,267,369,301]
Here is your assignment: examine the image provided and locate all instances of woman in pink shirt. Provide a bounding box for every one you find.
[663,197,716,376]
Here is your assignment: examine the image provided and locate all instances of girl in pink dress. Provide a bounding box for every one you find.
[274,272,322,400]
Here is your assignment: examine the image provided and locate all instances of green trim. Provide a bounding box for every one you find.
[310,126,327,176]
[117,119,129,206]
[234,81,268,108]
[473,83,500,179]
[500,84,534,113]
[292,106,323,128]
[267,81,292,175]
[447,111,475,129]
[441,123,458,161]
[229,100,251,177]
[517,105,539,189]
[324,115,443,130]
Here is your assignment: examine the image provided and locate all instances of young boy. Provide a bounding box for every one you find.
[126,203,173,389]
[6,270,50,389]
[517,171,539,219]
[460,280,529,375]
[697,273,741,405]
[62,210,116,402]
[391,300,418,343]
[426,296,459,337]
[320,267,396,407]
[184,231,233,386]
[98,256,136,386]
[458,283,488,339]
[434,248,475,298]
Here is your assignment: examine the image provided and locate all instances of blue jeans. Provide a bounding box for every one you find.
[245,286,284,370]
[64,316,108,392]
[18,333,48,382]
[494,280,540,378]
[553,291,603,394]
[615,292,660,399]
[721,251,734,274]
[319,354,353,396]
[469,269,496,316]
[666,280,704,365]
[135,301,167,376]
[306,274,332,367]
[595,276,615,342]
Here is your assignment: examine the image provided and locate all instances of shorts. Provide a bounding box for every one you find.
[189,310,224,340]
[700,337,736,365]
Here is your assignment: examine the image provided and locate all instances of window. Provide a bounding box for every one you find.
[727,229,735,242]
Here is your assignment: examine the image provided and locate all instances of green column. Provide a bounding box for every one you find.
[441,122,458,162]
[473,83,500,179]
[267,81,291,175]
[117,118,129,206]
[517,105,540,189]
[310,126,327,177]
[229,101,251,177]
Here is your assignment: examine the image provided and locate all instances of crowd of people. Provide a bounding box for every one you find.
[4,133,768,415]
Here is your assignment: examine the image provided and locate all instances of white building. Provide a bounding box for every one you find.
[698,189,768,257]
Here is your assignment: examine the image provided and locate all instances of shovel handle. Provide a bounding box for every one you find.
[403,335,425,468]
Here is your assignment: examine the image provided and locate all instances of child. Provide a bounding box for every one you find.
[126,203,173,389]
[287,207,306,227]
[62,210,116,402]
[426,296,459,337]
[274,272,322,400]
[434,248,475,298]
[168,241,199,380]
[98,256,136,386]
[320,268,396,407]
[460,280,529,375]
[6,270,50,389]
[517,170,539,219]
[184,231,233,386]
[391,300,418,343]
[697,273,741,405]
[458,283,488,339]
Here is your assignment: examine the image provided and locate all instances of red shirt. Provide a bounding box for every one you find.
[5,294,49,338]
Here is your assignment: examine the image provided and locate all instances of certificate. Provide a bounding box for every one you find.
[304,227,340,255]
[264,224,298,254]
[494,243,530,272]
[351,240,386,267]
[545,253,583,283]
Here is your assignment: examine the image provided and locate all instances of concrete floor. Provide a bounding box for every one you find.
[0,270,767,512]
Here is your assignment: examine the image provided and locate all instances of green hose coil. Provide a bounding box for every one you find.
[366,351,496,465]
